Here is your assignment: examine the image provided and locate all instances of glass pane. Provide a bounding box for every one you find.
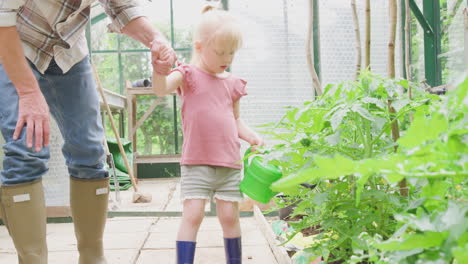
[175,96,183,154]
[409,8,426,83]
[92,53,120,94]
[119,35,147,50]
[135,95,182,155]
[122,52,152,90]
[145,1,173,44]
[175,49,192,64]
[90,5,118,51]
[172,0,211,49]
[440,0,466,84]
[103,111,124,142]
[91,20,119,51]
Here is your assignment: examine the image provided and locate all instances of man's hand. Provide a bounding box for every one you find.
[151,38,177,75]
[13,91,50,152]
[120,17,177,75]
[0,26,50,152]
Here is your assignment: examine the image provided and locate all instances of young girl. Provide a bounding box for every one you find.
[152,5,263,264]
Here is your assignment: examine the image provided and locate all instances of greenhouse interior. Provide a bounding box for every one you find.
[0,0,467,263]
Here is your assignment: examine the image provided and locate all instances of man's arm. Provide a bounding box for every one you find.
[99,1,176,74]
[0,27,37,95]
[122,17,176,75]
[121,16,162,48]
[0,0,50,151]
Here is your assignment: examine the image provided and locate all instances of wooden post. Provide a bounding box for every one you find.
[351,0,362,79]
[388,0,397,78]
[388,0,408,197]
[405,0,412,87]
[365,0,371,69]
[307,0,322,97]
[253,206,292,264]
[126,81,138,179]
[464,8,468,69]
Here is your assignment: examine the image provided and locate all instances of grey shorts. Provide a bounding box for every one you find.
[180,165,244,202]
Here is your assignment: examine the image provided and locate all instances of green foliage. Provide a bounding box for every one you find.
[135,95,183,155]
[262,72,468,263]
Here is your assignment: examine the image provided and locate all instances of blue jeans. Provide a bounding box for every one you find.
[0,56,108,185]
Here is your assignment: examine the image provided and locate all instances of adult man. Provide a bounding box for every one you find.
[0,1,176,263]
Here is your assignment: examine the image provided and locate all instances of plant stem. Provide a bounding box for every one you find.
[355,114,372,158]
[370,104,418,146]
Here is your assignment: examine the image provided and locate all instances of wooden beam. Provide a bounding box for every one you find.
[131,97,167,137]
[464,8,468,68]
[135,154,181,164]
[253,205,292,264]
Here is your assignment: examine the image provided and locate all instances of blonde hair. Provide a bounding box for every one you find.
[191,5,243,63]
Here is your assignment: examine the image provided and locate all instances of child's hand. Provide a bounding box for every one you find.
[151,38,177,75]
[250,136,265,152]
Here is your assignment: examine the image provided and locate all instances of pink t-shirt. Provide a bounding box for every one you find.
[174,64,247,169]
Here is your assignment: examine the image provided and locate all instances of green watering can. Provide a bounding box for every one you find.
[239,147,283,204]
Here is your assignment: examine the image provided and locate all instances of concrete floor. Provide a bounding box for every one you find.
[0,178,279,264]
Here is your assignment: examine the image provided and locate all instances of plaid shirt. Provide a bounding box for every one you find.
[0,0,144,73]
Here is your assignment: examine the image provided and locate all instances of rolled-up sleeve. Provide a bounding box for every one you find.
[0,0,24,27]
[99,0,145,33]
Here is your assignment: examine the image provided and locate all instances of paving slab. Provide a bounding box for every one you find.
[138,245,277,264]
[143,216,276,263]
[0,179,279,264]
[47,249,136,264]
[112,178,178,211]
[164,180,212,212]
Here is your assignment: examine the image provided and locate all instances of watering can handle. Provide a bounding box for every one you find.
[244,146,269,168]
[244,146,253,169]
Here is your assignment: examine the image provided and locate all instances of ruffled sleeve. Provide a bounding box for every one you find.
[231,78,247,102]
[171,63,194,96]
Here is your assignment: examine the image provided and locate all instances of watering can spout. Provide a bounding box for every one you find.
[239,147,282,204]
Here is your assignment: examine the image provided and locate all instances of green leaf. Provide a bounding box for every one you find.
[330,108,349,131]
[325,131,341,146]
[385,172,405,183]
[421,180,450,198]
[391,99,411,112]
[362,97,386,110]
[394,213,436,232]
[271,172,315,191]
[286,108,299,122]
[314,155,356,177]
[355,172,371,205]
[351,104,375,121]
[448,134,468,156]
[291,250,321,264]
[449,76,468,108]
[452,244,468,264]
[398,111,448,148]
[438,201,468,234]
[312,192,329,206]
[372,116,388,132]
[375,231,448,251]
[271,155,356,191]
[396,79,409,89]
[458,232,468,245]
